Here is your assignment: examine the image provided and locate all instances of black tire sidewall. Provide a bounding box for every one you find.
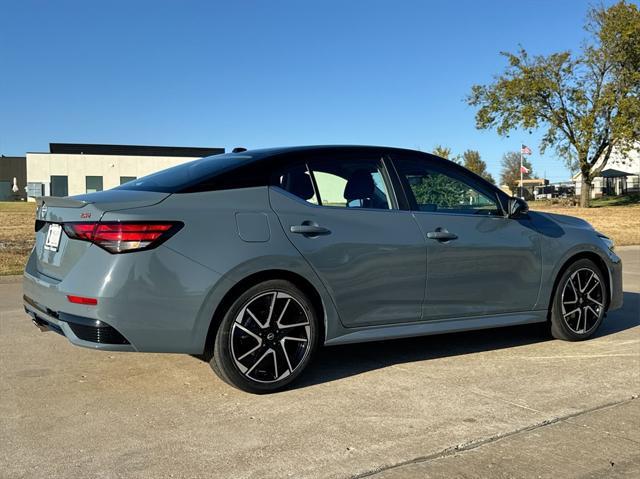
[211,279,319,393]
[551,258,607,341]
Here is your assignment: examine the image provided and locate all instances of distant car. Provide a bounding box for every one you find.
[23,146,623,393]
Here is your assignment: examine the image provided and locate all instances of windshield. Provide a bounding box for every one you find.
[116,153,254,193]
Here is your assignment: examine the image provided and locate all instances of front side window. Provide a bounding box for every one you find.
[395,159,501,215]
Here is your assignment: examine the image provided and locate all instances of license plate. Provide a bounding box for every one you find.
[44,224,62,252]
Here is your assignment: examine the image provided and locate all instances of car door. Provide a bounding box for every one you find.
[391,154,542,320]
[269,153,427,327]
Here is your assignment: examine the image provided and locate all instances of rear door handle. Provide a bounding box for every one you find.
[426,230,458,241]
[290,225,331,236]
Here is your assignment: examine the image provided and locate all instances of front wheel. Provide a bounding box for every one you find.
[210,280,318,393]
[550,258,607,341]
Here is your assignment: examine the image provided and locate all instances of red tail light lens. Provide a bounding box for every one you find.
[63,222,182,253]
[67,295,98,305]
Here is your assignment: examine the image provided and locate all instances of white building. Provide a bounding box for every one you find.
[26,143,224,200]
[573,142,640,198]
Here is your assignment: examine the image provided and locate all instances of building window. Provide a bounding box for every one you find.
[50,176,68,197]
[120,176,136,185]
[0,181,12,201]
[27,182,44,198]
[85,176,103,193]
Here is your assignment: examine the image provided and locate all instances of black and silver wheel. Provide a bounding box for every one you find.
[210,279,318,393]
[550,258,607,341]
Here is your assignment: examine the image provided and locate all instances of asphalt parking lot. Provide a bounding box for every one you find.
[1,247,638,479]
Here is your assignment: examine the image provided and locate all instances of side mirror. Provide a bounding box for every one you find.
[508,197,529,218]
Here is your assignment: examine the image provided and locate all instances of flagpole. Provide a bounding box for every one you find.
[520,144,523,198]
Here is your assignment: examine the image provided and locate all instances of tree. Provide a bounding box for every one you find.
[500,151,534,196]
[462,149,495,183]
[432,145,461,164]
[467,1,640,206]
[412,173,468,208]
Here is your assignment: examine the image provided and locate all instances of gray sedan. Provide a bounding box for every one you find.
[23,146,623,393]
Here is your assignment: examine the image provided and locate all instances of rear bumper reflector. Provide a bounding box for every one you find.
[67,295,98,305]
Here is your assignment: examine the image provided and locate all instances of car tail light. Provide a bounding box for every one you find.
[63,222,183,253]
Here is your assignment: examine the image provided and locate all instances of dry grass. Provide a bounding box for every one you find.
[0,202,35,275]
[0,200,638,276]
[530,203,640,246]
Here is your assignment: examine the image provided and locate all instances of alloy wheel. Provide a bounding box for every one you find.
[560,267,605,335]
[230,291,311,384]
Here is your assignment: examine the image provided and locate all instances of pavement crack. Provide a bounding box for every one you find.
[469,389,543,414]
[564,415,640,446]
[351,395,639,479]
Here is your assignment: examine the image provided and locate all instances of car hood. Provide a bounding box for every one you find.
[537,211,594,229]
[528,210,596,239]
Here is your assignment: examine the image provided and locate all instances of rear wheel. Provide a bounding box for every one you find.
[550,258,607,341]
[210,280,318,393]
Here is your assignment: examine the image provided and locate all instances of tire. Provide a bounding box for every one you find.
[210,279,319,393]
[550,258,607,341]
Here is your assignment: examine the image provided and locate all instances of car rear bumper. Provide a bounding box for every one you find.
[22,244,231,353]
[23,293,136,351]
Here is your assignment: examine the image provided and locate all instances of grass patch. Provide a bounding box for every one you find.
[0,202,35,275]
[589,193,640,208]
[530,203,640,246]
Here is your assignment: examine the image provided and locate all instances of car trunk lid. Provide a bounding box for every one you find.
[34,190,170,280]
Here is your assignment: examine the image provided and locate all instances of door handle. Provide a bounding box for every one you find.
[290,224,331,236]
[426,230,458,241]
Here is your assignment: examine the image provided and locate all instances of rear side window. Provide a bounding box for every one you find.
[276,158,394,210]
[115,154,253,193]
[276,164,319,204]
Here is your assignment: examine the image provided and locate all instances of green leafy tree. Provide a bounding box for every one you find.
[467,1,640,206]
[411,172,468,208]
[432,145,451,159]
[462,149,495,183]
[432,145,461,164]
[499,151,534,195]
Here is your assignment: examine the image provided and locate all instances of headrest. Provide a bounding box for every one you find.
[287,170,314,200]
[344,169,375,201]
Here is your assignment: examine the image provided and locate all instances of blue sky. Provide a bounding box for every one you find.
[0,0,611,182]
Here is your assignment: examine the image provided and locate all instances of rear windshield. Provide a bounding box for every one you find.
[116,153,254,193]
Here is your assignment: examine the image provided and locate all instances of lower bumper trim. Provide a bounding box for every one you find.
[23,295,130,345]
[26,309,65,336]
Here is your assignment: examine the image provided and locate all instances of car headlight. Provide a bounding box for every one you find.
[598,234,615,251]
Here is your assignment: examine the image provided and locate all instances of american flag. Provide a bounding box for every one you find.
[521,144,532,155]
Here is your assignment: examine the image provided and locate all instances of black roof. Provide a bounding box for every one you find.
[49,143,224,158]
[600,168,631,178]
[215,145,459,172]
[115,144,506,198]
[230,144,434,159]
